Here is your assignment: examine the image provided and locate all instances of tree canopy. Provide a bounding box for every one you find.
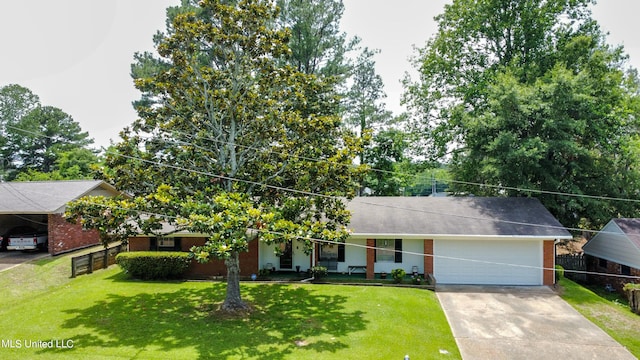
[0,84,96,180]
[74,0,362,312]
[403,0,640,229]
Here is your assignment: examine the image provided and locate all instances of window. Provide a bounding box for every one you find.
[621,265,631,276]
[158,237,175,248]
[150,237,181,251]
[598,258,608,269]
[375,239,402,263]
[320,243,345,261]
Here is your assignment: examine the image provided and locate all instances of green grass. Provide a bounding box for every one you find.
[0,252,459,359]
[558,277,640,357]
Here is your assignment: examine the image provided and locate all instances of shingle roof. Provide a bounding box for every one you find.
[612,218,640,249]
[346,196,571,238]
[0,180,118,214]
[583,218,640,269]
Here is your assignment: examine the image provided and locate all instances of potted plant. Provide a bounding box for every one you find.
[380,271,387,279]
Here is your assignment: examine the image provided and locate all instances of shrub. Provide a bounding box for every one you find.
[555,265,564,282]
[311,266,327,279]
[258,268,271,279]
[391,268,406,284]
[411,275,423,285]
[116,252,191,280]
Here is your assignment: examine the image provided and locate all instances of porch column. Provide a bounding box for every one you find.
[543,240,555,286]
[366,239,375,279]
[424,239,434,276]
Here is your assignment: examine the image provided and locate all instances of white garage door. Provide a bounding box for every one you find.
[434,240,543,285]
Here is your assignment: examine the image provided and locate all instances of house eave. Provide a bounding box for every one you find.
[348,233,572,241]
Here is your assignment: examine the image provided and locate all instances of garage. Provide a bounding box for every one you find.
[434,239,543,285]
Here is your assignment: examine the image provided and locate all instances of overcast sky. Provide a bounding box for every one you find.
[1,0,639,149]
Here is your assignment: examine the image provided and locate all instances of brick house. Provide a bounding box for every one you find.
[583,218,640,292]
[0,180,121,255]
[129,197,571,286]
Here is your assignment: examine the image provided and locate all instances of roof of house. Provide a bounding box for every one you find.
[346,196,572,239]
[583,218,640,269]
[0,180,119,214]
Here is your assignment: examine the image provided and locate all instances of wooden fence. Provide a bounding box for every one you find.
[556,254,586,282]
[71,244,124,278]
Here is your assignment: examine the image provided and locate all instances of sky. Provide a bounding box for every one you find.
[1,0,639,149]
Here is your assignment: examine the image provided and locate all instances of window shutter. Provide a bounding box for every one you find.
[338,244,345,262]
[174,237,182,251]
[149,237,157,251]
[394,239,402,263]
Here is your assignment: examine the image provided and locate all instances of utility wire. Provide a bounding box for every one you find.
[8,123,640,205]
[5,124,633,237]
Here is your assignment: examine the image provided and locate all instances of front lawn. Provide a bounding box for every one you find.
[558,277,640,357]
[0,255,459,359]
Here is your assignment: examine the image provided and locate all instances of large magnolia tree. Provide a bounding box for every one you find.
[67,0,362,312]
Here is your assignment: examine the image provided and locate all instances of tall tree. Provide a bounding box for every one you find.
[0,84,40,179]
[362,129,409,196]
[84,0,361,312]
[343,47,392,163]
[13,105,93,174]
[403,0,640,228]
[277,0,355,80]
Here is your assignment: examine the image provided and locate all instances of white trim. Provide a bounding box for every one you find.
[349,233,571,241]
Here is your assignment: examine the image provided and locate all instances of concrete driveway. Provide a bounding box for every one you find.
[0,251,49,272]
[436,285,636,360]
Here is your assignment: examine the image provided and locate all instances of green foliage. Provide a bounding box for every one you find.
[363,129,410,195]
[411,274,423,285]
[76,0,361,312]
[404,0,640,229]
[555,265,565,282]
[115,251,191,280]
[623,283,640,292]
[390,268,406,284]
[277,0,356,80]
[258,268,271,278]
[311,266,328,279]
[0,84,96,180]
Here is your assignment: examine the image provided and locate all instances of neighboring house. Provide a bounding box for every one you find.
[583,218,640,291]
[0,180,121,255]
[130,196,571,286]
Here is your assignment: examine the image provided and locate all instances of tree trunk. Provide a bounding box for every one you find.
[222,251,248,312]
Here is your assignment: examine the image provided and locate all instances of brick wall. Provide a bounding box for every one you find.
[586,254,640,293]
[543,240,555,286]
[48,214,101,255]
[424,239,434,275]
[366,239,375,279]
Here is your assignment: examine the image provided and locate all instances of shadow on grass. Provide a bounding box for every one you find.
[45,281,367,359]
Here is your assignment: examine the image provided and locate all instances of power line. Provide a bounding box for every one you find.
[8,123,640,206]
[6,123,630,237]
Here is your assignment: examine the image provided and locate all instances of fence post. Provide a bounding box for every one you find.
[71,257,77,278]
[88,253,94,274]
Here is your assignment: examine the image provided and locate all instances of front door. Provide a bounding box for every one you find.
[279,240,293,269]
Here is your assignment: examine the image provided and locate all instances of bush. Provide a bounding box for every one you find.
[311,266,327,279]
[116,252,191,280]
[411,275,423,285]
[555,265,564,282]
[391,268,406,284]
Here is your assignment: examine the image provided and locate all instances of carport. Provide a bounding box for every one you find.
[0,180,121,254]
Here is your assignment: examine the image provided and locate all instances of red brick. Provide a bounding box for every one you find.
[48,214,100,255]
